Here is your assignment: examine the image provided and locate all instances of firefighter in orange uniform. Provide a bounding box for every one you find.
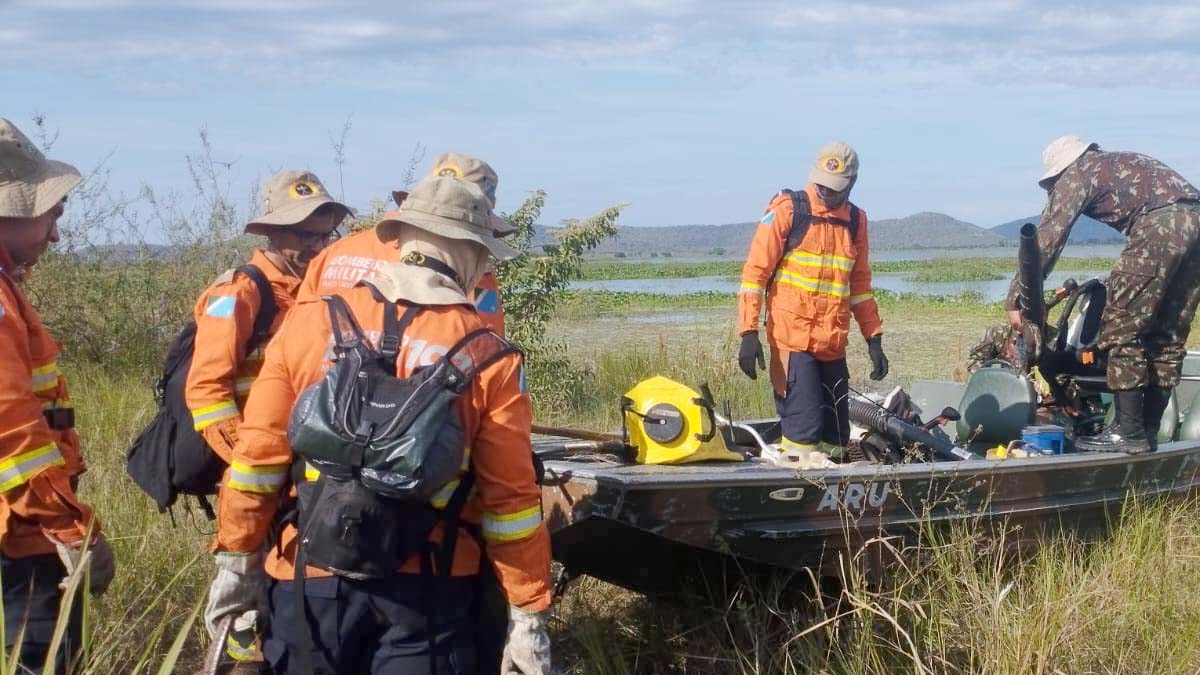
[206,174,552,673]
[737,142,888,460]
[0,118,116,672]
[299,152,510,335]
[186,170,351,464]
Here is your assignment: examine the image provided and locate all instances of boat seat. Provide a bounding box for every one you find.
[956,362,1036,445]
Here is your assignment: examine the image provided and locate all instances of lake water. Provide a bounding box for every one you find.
[572,270,1106,302]
[573,245,1119,302]
[607,244,1124,264]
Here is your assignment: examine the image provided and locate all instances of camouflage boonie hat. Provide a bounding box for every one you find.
[0,118,82,219]
[245,170,354,235]
[809,142,859,192]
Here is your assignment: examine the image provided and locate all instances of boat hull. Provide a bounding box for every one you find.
[538,437,1200,596]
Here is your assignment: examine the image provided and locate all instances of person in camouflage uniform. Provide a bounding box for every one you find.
[966,323,1024,372]
[1006,136,1200,454]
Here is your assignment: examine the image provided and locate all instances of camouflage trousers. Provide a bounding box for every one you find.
[1099,202,1200,389]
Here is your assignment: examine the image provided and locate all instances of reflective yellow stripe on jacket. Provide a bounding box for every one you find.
[30,363,59,393]
[0,443,65,493]
[192,400,239,431]
[481,505,542,542]
[774,270,849,298]
[227,461,288,494]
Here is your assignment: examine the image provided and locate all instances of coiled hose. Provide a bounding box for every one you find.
[848,398,978,461]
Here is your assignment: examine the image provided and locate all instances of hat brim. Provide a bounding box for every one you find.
[809,168,853,192]
[1039,142,1097,188]
[377,211,518,261]
[0,160,82,219]
[245,198,354,234]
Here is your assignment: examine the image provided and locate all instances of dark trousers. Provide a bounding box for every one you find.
[775,351,851,448]
[264,574,479,675]
[1100,202,1200,390]
[1,554,81,675]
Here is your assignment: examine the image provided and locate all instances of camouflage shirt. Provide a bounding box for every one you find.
[1006,150,1200,308]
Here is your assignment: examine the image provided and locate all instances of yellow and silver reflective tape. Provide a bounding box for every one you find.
[430,479,462,510]
[227,460,288,494]
[785,250,854,272]
[850,292,875,306]
[460,446,472,472]
[775,270,849,298]
[482,505,542,542]
[225,634,257,662]
[781,437,818,452]
[192,400,239,430]
[739,281,764,295]
[0,443,65,493]
[30,363,58,393]
[304,462,320,482]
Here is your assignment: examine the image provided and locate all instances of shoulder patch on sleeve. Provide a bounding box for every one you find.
[204,295,238,318]
[210,269,237,287]
[760,211,775,225]
[473,288,500,315]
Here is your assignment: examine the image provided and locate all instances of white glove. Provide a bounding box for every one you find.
[501,605,552,675]
[47,532,117,596]
[204,552,266,640]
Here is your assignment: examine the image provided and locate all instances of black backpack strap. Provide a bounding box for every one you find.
[363,283,423,368]
[440,329,521,392]
[781,188,812,253]
[849,204,861,243]
[236,264,278,354]
[322,295,369,351]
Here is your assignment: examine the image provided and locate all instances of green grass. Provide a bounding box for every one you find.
[578,257,1116,284]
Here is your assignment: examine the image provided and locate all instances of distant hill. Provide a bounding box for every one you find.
[991,215,1122,244]
[544,211,1004,257]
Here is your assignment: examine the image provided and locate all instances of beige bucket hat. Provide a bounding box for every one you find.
[377,175,517,261]
[0,118,82,219]
[809,141,859,192]
[392,152,515,237]
[1039,136,1098,188]
[244,170,353,234]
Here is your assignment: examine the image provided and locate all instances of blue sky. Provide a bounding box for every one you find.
[5,0,1200,238]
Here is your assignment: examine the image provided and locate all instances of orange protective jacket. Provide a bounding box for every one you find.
[299,228,506,335]
[185,251,300,461]
[738,184,883,394]
[0,248,95,558]
[214,286,552,611]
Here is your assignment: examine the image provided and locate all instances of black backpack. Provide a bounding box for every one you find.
[125,265,278,514]
[288,289,518,579]
[285,289,518,675]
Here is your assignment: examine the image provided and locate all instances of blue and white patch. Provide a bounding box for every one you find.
[518,366,528,394]
[760,211,775,225]
[204,295,237,318]
[474,288,500,315]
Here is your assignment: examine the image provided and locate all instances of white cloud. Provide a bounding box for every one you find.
[3,1,1200,87]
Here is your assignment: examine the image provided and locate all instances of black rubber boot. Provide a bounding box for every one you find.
[1075,389,1151,454]
[1143,386,1173,451]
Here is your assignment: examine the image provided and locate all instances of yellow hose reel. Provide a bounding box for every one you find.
[621,376,744,465]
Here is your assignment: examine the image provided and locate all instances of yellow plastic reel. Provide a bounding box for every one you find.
[622,376,744,465]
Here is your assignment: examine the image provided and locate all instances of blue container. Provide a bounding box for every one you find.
[1022,424,1066,454]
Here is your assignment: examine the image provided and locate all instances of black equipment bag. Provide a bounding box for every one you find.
[124,265,277,512]
[289,290,518,579]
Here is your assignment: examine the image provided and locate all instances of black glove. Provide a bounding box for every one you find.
[867,335,889,381]
[738,332,765,380]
